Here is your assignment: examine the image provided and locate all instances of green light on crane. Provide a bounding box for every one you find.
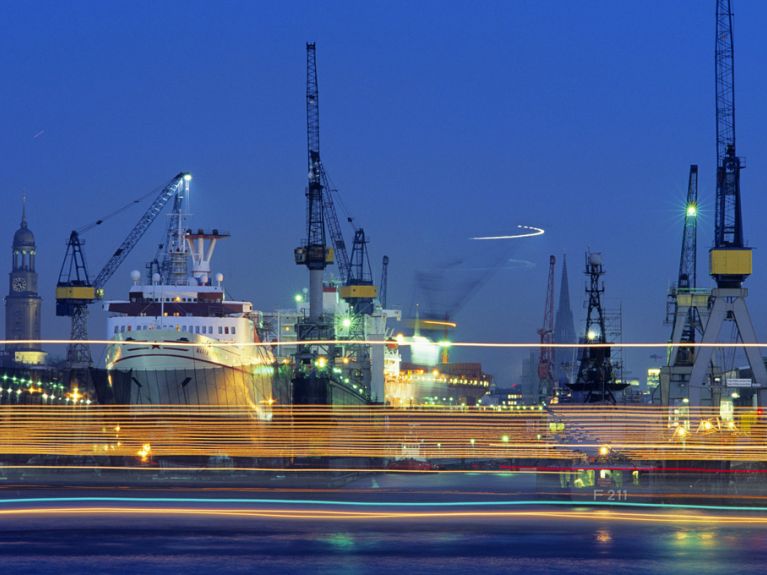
[686,203,697,218]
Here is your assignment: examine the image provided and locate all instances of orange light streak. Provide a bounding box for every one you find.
[0,405,763,463]
[0,506,766,525]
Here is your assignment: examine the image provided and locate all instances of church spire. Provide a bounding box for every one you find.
[553,254,577,385]
[20,194,27,228]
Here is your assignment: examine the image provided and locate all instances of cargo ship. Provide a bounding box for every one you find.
[101,194,289,414]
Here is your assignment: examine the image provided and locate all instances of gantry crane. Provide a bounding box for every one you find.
[537,255,556,402]
[56,172,191,368]
[687,0,767,405]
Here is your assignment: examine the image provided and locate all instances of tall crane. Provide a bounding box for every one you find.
[303,44,353,284]
[537,255,556,401]
[687,0,767,405]
[379,256,389,308]
[665,166,704,366]
[660,166,710,404]
[714,0,742,261]
[56,172,191,367]
[294,42,340,320]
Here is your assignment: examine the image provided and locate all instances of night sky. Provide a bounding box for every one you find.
[2,0,767,384]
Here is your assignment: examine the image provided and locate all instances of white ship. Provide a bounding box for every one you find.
[103,186,288,414]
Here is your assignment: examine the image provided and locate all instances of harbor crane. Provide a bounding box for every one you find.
[295,42,378,317]
[293,41,333,323]
[660,166,711,404]
[292,42,383,404]
[666,168,706,363]
[56,173,191,369]
[537,255,556,402]
[687,0,767,404]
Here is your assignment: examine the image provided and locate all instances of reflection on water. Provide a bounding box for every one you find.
[0,520,764,575]
[595,528,612,544]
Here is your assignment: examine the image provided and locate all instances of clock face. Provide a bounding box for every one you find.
[12,277,26,292]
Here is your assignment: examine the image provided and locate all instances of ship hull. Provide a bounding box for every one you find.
[104,331,291,410]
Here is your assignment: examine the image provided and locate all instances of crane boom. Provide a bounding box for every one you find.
[303,42,327,261]
[714,0,744,256]
[94,173,190,290]
[678,165,699,290]
[305,42,350,282]
[321,171,351,283]
[56,172,191,370]
[716,0,736,167]
[666,165,702,368]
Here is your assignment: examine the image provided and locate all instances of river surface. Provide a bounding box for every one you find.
[0,472,764,574]
[0,516,765,575]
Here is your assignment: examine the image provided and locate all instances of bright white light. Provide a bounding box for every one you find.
[471,225,545,241]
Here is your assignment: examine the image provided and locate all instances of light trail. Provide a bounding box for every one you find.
[0,405,764,463]
[4,338,767,349]
[4,495,767,513]
[471,225,545,241]
[0,499,766,525]
[419,320,458,328]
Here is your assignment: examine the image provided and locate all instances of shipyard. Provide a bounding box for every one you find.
[3,1,767,574]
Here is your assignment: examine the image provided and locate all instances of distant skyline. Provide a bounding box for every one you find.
[3,1,767,383]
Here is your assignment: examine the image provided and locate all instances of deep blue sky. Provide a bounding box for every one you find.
[3,0,767,383]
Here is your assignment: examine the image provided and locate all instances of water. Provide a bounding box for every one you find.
[0,516,764,574]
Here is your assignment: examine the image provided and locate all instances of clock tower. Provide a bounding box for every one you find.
[4,202,45,364]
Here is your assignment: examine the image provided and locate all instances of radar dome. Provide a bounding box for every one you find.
[130,270,141,283]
